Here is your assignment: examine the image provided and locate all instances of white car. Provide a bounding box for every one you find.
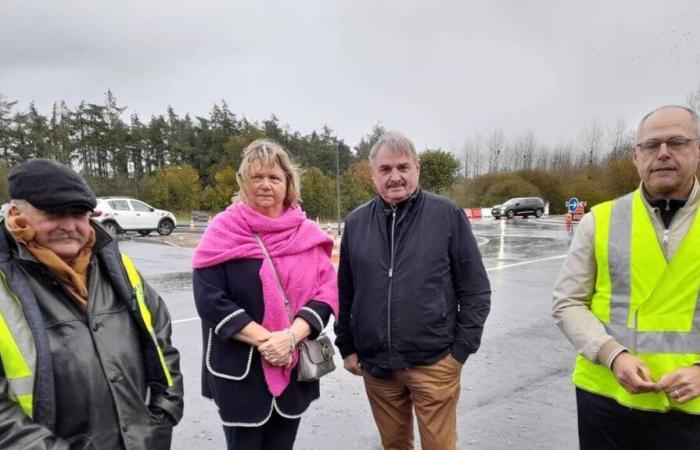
[94,197,177,236]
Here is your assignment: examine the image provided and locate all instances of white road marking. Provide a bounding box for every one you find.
[486,254,567,272]
[172,317,200,325]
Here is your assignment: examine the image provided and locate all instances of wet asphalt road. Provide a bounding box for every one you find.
[119,216,581,450]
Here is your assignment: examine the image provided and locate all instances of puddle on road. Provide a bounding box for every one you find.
[473,218,575,267]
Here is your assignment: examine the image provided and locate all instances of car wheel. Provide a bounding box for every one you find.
[137,230,152,237]
[102,221,120,236]
[506,210,514,219]
[157,219,174,236]
[535,208,543,218]
[523,214,529,218]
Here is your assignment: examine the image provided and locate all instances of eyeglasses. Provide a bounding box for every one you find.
[635,136,700,155]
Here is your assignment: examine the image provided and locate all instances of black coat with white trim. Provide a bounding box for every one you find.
[193,258,332,425]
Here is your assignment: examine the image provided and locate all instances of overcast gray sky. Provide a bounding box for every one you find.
[2,1,699,153]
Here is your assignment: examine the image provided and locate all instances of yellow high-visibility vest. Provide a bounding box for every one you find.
[0,253,172,418]
[573,190,700,413]
[120,254,173,387]
[0,270,36,417]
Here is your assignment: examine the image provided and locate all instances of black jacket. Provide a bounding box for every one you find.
[0,220,183,449]
[334,189,491,376]
[193,258,332,425]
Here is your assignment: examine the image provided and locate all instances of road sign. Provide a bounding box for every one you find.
[567,197,579,214]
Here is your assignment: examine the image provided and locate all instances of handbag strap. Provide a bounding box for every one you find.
[254,233,293,322]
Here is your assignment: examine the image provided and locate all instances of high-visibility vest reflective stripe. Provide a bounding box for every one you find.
[573,190,700,413]
[0,270,36,418]
[120,254,173,387]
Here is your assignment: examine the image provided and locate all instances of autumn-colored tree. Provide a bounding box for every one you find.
[481,178,541,207]
[143,164,201,211]
[341,160,375,214]
[517,170,566,214]
[301,167,336,220]
[419,150,461,193]
[200,167,239,211]
[604,154,639,200]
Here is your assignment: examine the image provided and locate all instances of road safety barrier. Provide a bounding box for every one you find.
[331,236,340,265]
[465,208,488,219]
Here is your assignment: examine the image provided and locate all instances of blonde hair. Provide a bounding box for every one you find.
[234,139,302,206]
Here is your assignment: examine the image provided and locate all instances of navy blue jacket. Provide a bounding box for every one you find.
[335,189,491,376]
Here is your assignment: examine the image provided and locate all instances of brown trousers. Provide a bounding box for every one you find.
[362,354,463,450]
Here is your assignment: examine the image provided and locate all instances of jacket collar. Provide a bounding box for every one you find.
[378,187,423,215]
[638,178,700,213]
[0,218,12,263]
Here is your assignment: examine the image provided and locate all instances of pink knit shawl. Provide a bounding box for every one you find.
[192,202,338,396]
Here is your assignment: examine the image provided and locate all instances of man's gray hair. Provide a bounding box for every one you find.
[369,131,418,164]
[637,105,700,139]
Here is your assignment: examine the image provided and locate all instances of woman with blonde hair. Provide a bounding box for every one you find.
[192,139,338,449]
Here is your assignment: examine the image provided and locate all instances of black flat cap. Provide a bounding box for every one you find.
[8,159,97,212]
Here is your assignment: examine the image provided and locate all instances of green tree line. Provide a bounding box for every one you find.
[0,91,463,218]
[1,87,699,218]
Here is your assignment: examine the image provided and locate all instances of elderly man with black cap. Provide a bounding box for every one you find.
[0,159,183,449]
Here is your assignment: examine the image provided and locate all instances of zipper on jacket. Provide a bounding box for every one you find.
[389,208,397,278]
[652,205,673,260]
[387,207,397,355]
[662,228,670,244]
[661,201,681,260]
[662,228,670,257]
[386,199,415,358]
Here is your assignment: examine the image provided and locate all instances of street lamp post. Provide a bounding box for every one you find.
[336,142,342,236]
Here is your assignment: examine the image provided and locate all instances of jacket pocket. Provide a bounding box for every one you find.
[352,296,388,355]
[130,420,173,450]
[205,328,254,380]
[65,434,92,450]
[394,291,450,352]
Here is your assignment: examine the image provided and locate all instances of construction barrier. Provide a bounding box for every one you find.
[190,210,209,223]
[464,208,490,219]
[331,236,340,266]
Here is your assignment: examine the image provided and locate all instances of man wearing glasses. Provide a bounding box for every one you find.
[553,105,700,449]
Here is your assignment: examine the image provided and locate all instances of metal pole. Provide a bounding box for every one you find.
[336,142,342,235]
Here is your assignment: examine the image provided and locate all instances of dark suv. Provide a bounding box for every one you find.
[492,197,545,219]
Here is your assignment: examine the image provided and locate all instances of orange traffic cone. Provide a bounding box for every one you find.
[189,219,195,231]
